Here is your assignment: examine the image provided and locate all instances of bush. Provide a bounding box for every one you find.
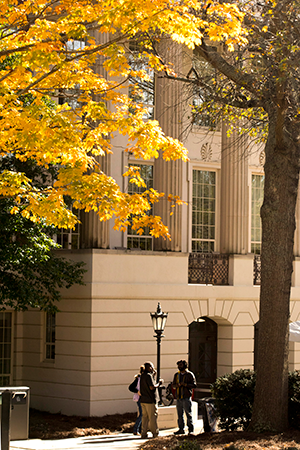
[211,369,256,431]
[211,369,300,431]
[288,370,300,428]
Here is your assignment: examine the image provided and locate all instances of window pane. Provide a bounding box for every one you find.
[192,170,216,253]
[55,207,80,250]
[0,312,12,384]
[45,313,56,360]
[128,45,155,120]
[251,174,264,254]
[127,164,154,251]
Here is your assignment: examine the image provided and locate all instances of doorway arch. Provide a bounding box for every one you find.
[188,317,218,399]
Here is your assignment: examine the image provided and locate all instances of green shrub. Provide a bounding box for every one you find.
[288,370,300,428]
[211,369,300,431]
[211,369,256,431]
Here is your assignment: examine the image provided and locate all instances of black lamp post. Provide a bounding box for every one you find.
[150,303,168,385]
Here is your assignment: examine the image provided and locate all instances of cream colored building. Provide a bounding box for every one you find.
[3,43,300,418]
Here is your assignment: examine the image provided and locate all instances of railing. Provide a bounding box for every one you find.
[188,253,229,285]
[253,254,261,285]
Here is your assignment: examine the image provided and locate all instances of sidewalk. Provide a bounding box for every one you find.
[10,419,204,450]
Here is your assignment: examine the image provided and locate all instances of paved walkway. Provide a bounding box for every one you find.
[10,420,204,450]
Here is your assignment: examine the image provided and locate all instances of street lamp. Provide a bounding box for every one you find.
[150,303,168,385]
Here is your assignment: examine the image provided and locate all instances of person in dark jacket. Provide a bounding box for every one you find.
[172,359,197,435]
[131,365,144,435]
[139,361,163,439]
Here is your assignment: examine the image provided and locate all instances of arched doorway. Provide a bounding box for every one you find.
[189,317,218,399]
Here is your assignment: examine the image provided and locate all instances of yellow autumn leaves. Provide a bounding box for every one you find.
[0,0,247,238]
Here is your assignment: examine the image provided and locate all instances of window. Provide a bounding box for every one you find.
[191,55,218,130]
[128,41,155,120]
[55,207,80,249]
[45,312,56,361]
[0,312,12,386]
[58,39,86,111]
[66,39,86,53]
[127,164,154,250]
[192,95,218,129]
[251,174,264,254]
[192,170,216,252]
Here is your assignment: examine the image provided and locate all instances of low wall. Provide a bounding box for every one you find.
[158,401,198,430]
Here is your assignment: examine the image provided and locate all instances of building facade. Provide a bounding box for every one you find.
[3,42,300,417]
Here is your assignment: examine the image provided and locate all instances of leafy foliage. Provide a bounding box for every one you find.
[288,370,300,429]
[211,369,256,431]
[0,196,85,311]
[212,370,300,431]
[0,0,245,238]
[0,156,85,311]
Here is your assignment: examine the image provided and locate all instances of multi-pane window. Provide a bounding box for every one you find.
[127,164,154,251]
[128,42,155,120]
[56,207,80,249]
[58,40,86,110]
[251,174,265,254]
[191,55,218,130]
[0,312,12,386]
[45,312,56,361]
[192,170,216,252]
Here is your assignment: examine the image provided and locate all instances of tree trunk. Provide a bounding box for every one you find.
[250,109,300,431]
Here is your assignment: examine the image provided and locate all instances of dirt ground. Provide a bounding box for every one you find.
[29,409,300,450]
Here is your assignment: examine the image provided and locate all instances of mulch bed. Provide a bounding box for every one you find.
[29,409,136,440]
[29,409,300,450]
[141,430,300,450]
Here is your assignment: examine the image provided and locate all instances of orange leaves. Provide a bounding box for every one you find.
[204,1,248,50]
[0,0,245,239]
[126,120,189,162]
[124,166,147,188]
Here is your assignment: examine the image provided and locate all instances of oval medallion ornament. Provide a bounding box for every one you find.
[259,150,265,166]
[201,142,212,162]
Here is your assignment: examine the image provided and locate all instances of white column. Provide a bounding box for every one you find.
[153,41,184,251]
[220,124,249,254]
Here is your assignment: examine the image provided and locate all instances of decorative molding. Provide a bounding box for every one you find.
[259,150,265,166]
[201,142,212,162]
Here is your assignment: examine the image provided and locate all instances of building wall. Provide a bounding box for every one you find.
[14,252,93,416]
[10,39,300,418]
[13,250,300,416]
[7,250,294,415]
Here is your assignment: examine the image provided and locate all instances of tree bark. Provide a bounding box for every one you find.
[250,108,300,431]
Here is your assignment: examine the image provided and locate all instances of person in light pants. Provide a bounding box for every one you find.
[139,361,163,439]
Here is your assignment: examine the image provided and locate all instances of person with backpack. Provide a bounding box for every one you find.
[172,359,197,435]
[128,365,144,435]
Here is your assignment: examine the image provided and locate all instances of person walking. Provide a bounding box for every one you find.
[172,359,197,435]
[131,366,144,435]
[139,361,163,439]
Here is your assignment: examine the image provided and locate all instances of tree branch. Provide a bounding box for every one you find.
[194,41,260,98]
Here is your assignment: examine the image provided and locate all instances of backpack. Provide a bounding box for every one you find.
[128,377,138,393]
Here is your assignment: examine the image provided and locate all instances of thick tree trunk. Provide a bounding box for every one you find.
[250,110,300,431]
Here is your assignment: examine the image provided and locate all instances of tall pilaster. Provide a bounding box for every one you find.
[80,154,111,249]
[79,31,110,249]
[153,40,184,251]
[220,124,249,254]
